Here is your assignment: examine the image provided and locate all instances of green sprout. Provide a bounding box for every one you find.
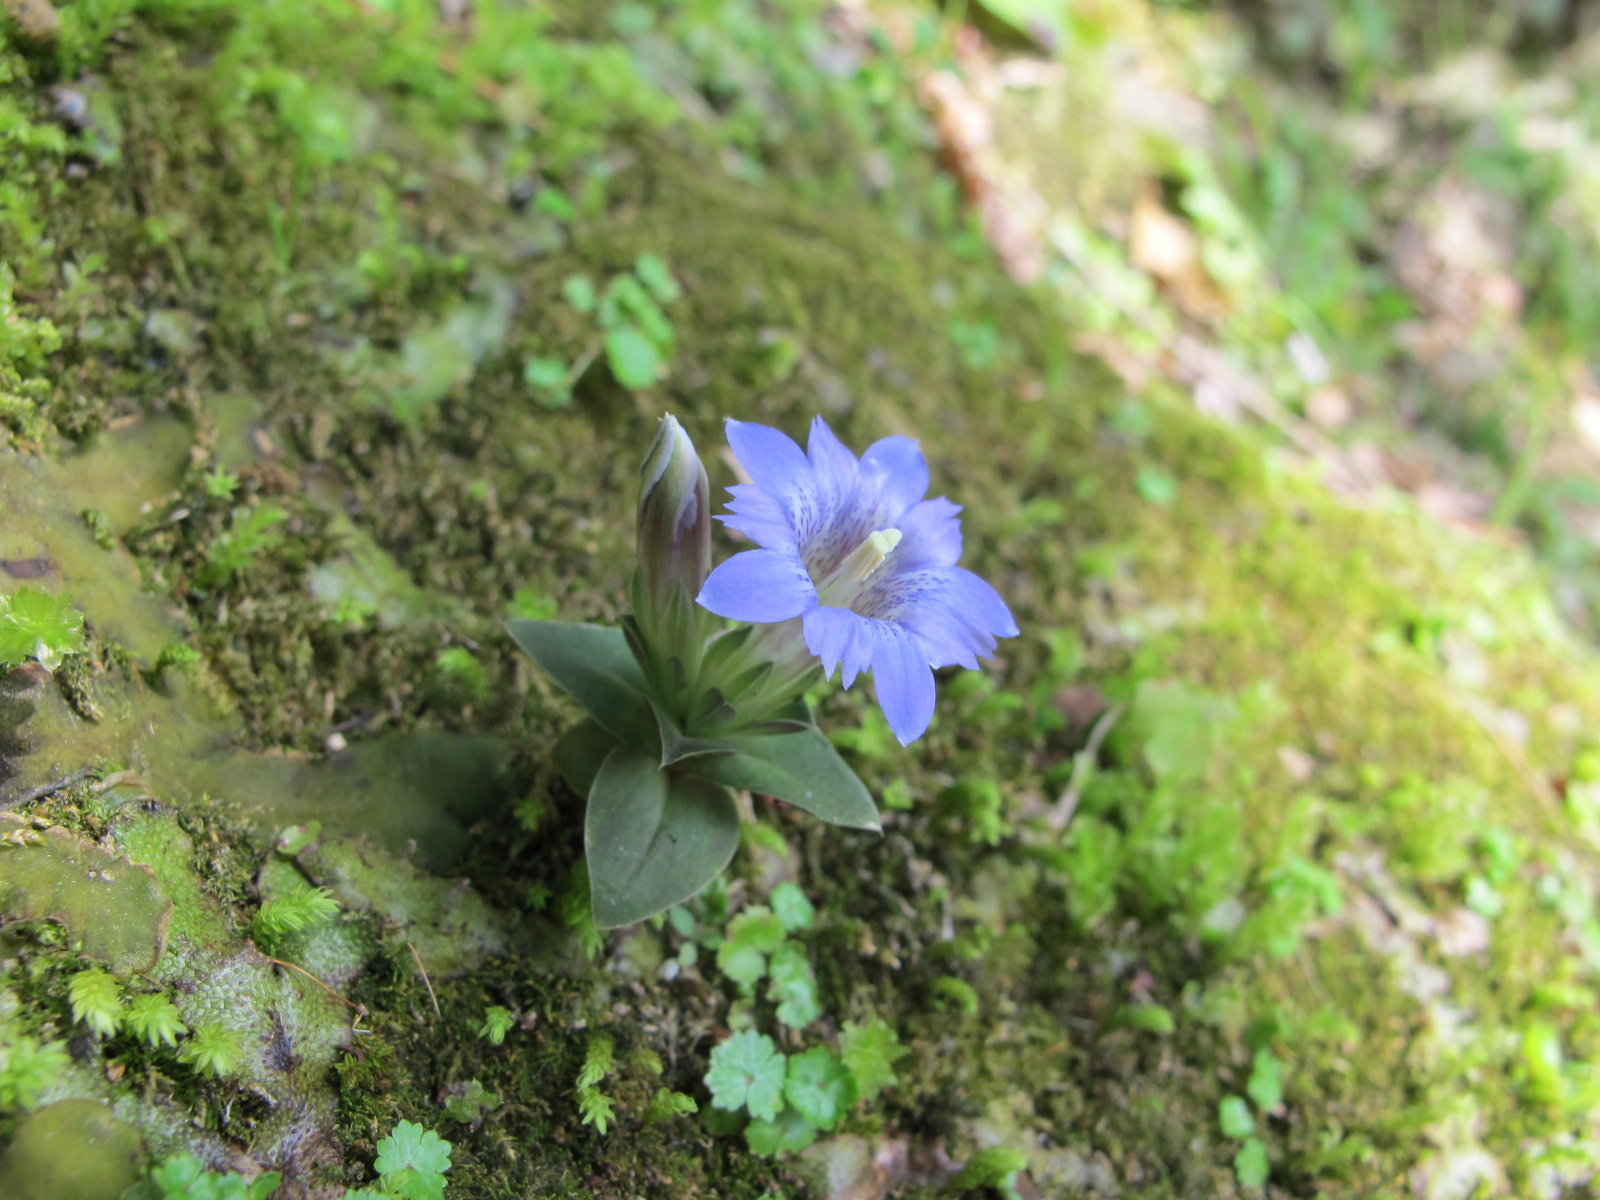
[67,967,122,1037]
[0,586,87,672]
[0,1034,71,1111]
[576,1033,616,1135]
[477,1005,515,1046]
[252,883,339,951]
[180,1023,244,1078]
[124,994,188,1048]
[144,1154,281,1200]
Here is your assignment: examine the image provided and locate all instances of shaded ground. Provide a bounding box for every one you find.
[3,2,1600,1199]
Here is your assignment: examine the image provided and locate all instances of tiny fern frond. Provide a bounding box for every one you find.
[67,968,122,1037]
[576,1033,616,1135]
[253,883,339,950]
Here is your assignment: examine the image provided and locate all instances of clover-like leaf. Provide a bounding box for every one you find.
[745,1107,818,1157]
[783,1046,856,1131]
[375,1120,452,1197]
[706,1030,786,1122]
[768,942,820,1030]
[770,882,815,932]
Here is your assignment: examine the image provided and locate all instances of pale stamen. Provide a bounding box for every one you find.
[817,528,901,608]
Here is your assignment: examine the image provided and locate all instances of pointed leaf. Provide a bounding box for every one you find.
[650,700,739,768]
[586,746,741,927]
[508,620,657,751]
[554,718,620,797]
[688,728,880,831]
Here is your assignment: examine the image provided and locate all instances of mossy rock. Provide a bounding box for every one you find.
[0,1101,144,1200]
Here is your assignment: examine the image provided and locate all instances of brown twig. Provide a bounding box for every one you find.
[0,767,96,812]
[408,940,441,1017]
[263,955,367,1018]
[1047,703,1126,833]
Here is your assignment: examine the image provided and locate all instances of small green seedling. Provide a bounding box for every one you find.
[124,994,188,1048]
[67,968,122,1037]
[478,1005,515,1045]
[253,883,339,951]
[137,1154,281,1200]
[180,1024,244,1078]
[576,1033,616,1135]
[369,1120,453,1200]
[706,1029,786,1122]
[0,586,87,672]
[198,505,288,587]
[0,1034,71,1111]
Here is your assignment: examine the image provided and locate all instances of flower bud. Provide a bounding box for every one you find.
[637,414,711,622]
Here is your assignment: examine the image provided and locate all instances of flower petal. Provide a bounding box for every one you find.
[858,436,929,520]
[892,497,963,571]
[858,565,1016,669]
[802,605,866,681]
[718,483,797,550]
[726,420,825,544]
[697,548,817,624]
[869,622,936,745]
[806,417,859,511]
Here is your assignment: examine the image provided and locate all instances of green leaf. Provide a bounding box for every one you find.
[1246,1048,1283,1112]
[478,1005,515,1046]
[706,1030,786,1121]
[604,326,662,389]
[716,905,786,988]
[522,356,567,389]
[768,941,820,1029]
[688,728,879,830]
[634,252,682,304]
[745,1107,817,1157]
[839,1017,908,1099]
[1234,1137,1269,1189]
[562,274,597,313]
[554,718,620,797]
[770,882,815,932]
[650,699,739,768]
[953,1146,1027,1193]
[375,1120,452,1185]
[508,620,657,751]
[585,746,741,927]
[783,1047,856,1130]
[1136,465,1177,507]
[1219,1095,1255,1139]
[644,1087,698,1124]
[0,586,87,671]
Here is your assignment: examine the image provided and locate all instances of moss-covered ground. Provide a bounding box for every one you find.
[5,1,1600,1198]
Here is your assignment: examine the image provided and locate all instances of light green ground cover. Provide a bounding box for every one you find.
[2,1,1600,1198]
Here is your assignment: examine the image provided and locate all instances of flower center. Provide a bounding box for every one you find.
[816,528,900,609]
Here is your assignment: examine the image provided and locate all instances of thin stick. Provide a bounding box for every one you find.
[0,768,95,812]
[408,941,441,1017]
[1047,703,1126,832]
[264,955,367,1018]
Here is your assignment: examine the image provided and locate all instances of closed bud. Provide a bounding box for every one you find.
[637,414,711,622]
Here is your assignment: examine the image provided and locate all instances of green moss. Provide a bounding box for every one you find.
[4,1,1600,1197]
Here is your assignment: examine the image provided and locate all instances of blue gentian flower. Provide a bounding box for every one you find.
[696,417,1018,745]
